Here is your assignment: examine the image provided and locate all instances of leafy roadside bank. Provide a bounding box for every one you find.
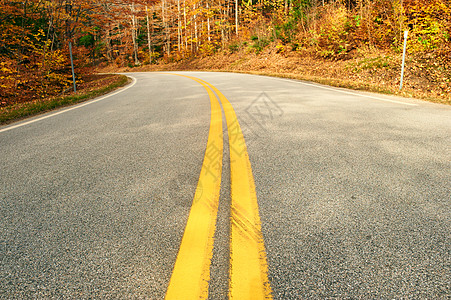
[105,45,450,106]
[0,74,129,125]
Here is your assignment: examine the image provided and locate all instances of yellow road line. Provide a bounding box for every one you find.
[164,73,272,299]
[165,76,223,300]
[199,79,273,299]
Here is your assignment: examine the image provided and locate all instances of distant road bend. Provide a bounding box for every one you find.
[0,72,450,299]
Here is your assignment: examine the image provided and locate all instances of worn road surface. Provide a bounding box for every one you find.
[1,72,450,299]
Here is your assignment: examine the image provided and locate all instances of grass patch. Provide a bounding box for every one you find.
[250,38,270,54]
[348,56,392,73]
[0,74,129,125]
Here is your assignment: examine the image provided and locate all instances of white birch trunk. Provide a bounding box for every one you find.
[146,6,152,64]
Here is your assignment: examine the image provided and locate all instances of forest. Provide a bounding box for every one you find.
[1,0,450,106]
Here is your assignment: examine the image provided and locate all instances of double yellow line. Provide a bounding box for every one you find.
[164,74,272,299]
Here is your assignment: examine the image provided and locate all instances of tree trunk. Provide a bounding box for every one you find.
[194,3,198,51]
[146,6,153,63]
[18,0,29,72]
[184,0,187,48]
[177,0,182,52]
[162,0,170,56]
[227,0,231,40]
[106,27,112,61]
[235,0,238,35]
[207,2,211,42]
[131,3,140,65]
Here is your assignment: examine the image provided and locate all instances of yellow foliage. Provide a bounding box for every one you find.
[405,0,450,53]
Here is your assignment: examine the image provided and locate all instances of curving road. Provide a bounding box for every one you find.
[1,72,450,299]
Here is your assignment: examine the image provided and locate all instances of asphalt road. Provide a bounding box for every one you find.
[1,72,450,299]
